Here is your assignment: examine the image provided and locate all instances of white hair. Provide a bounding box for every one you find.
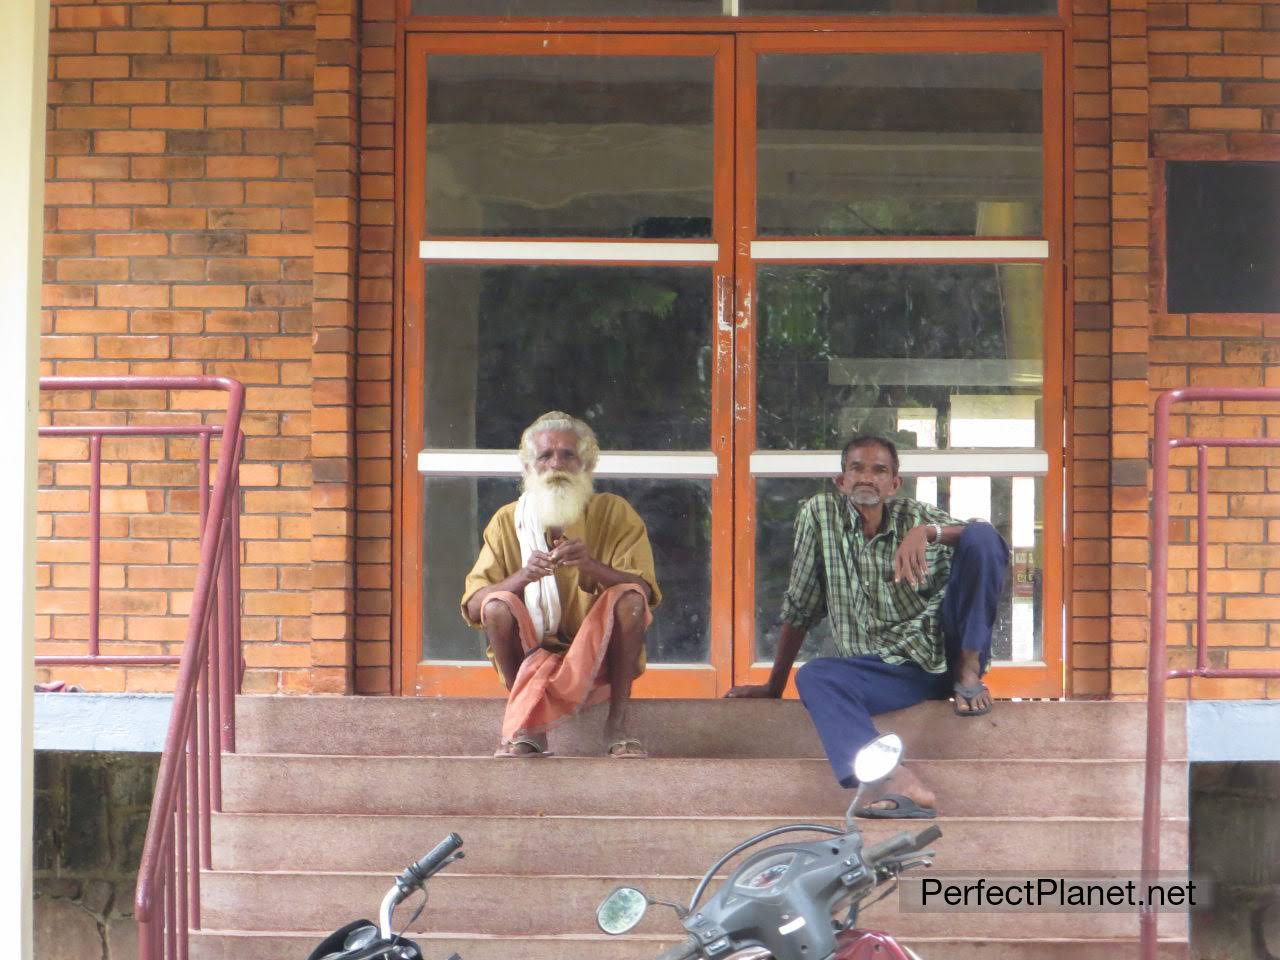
[518,411,600,473]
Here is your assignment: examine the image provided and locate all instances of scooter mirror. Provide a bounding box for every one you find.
[597,886,649,935]
[853,732,903,785]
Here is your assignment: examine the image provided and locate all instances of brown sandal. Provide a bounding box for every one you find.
[606,737,648,759]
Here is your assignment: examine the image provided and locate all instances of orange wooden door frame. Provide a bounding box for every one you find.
[729,31,1067,700]
[397,32,738,697]
[396,28,1069,701]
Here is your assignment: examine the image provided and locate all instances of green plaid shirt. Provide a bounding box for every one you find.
[780,490,962,674]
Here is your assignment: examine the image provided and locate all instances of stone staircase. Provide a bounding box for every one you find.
[190,697,1190,959]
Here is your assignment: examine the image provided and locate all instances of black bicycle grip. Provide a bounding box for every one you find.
[407,833,463,882]
[912,825,942,849]
[863,830,914,866]
[654,934,700,960]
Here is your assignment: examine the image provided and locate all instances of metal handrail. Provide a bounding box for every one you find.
[1142,387,1280,960]
[37,376,246,960]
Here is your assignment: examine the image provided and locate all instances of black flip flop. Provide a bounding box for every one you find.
[953,680,993,718]
[853,793,937,820]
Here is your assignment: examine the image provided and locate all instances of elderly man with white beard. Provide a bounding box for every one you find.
[462,411,661,759]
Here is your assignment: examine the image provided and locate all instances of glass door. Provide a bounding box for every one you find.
[401,33,736,696]
[731,32,1065,698]
[401,30,1066,700]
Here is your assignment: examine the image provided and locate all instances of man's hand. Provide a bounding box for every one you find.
[893,525,933,587]
[549,536,594,570]
[725,683,781,699]
[521,549,556,582]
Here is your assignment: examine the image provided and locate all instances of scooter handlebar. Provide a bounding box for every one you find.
[406,833,464,885]
[654,934,700,960]
[863,825,941,867]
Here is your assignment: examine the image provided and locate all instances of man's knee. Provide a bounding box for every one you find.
[615,592,647,629]
[959,522,1009,563]
[482,598,516,633]
[795,658,835,699]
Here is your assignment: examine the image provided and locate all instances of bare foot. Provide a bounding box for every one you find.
[860,765,938,813]
[954,649,992,716]
[493,733,549,758]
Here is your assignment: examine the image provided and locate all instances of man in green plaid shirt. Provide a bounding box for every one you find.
[728,434,1010,819]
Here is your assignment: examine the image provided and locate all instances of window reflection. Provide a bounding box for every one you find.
[425,55,715,238]
[424,265,713,450]
[756,263,1044,451]
[756,53,1043,237]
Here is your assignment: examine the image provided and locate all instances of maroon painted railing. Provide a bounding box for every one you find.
[37,376,245,960]
[1142,386,1280,960]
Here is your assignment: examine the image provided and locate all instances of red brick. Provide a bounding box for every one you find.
[1189,4,1262,29]
[168,81,244,105]
[207,55,282,79]
[44,182,94,206]
[57,105,130,129]
[57,5,128,29]
[130,55,206,80]
[129,310,203,333]
[93,130,167,154]
[172,285,247,308]
[207,106,281,128]
[57,56,130,80]
[208,3,282,27]
[1190,106,1263,128]
[94,31,170,55]
[1150,31,1223,54]
[93,80,168,105]
[1151,81,1223,105]
[132,209,208,233]
[130,106,207,129]
[171,30,245,54]
[97,285,170,308]
[1225,32,1280,56]
[94,181,168,205]
[130,156,204,179]
[1189,54,1264,78]
[130,5,205,28]
[56,207,131,231]
[57,258,129,282]
[1226,83,1280,106]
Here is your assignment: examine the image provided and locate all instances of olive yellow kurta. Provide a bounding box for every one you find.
[461,492,661,679]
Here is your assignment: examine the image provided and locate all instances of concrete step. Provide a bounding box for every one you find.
[196,870,1190,940]
[190,930,1190,960]
[210,812,1190,875]
[221,755,1190,819]
[235,696,1188,761]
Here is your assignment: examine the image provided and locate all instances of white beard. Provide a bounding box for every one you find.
[523,470,594,530]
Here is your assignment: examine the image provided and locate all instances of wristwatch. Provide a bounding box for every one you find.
[927,523,943,544]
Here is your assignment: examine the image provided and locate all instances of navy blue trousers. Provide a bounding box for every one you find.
[794,522,1010,788]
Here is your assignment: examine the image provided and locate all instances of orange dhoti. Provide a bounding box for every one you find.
[481,583,652,741]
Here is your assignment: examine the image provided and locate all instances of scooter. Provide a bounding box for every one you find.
[305,834,466,960]
[596,733,938,960]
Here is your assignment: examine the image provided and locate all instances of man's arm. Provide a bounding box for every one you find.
[464,562,548,625]
[896,506,962,591]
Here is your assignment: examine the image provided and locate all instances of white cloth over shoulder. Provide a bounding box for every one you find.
[514,492,561,640]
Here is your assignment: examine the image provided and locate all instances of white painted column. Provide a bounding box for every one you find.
[0,0,48,955]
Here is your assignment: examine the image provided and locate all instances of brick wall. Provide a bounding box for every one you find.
[37,0,317,693]
[1145,0,1280,699]
[1071,0,1116,698]
[33,1,1280,701]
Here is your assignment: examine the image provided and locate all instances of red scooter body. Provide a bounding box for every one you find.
[834,928,919,959]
